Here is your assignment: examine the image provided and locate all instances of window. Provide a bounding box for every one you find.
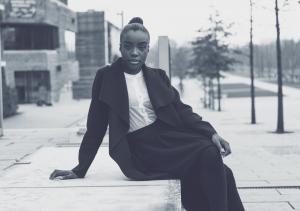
[3,24,59,50]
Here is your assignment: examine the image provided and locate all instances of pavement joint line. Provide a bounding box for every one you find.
[276,189,283,195]
[64,116,87,128]
[36,144,44,150]
[1,144,44,171]
[238,186,300,189]
[243,201,296,204]
[5,142,15,146]
[55,143,109,147]
[0,159,16,161]
[287,201,296,209]
[0,184,175,189]
[13,161,31,165]
[3,163,16,171]
[3,185,298,190]
[48,138,54,142]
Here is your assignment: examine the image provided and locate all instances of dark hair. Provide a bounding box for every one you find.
[120,17,150,43]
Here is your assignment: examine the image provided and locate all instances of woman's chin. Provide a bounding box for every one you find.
[127,63,142,71]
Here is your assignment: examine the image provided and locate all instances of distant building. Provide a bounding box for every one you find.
[72,10,120,99]
[0,0,79,103]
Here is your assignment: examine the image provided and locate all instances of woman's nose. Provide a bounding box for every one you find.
[131,47,139,56]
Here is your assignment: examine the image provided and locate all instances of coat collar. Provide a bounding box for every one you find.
[98,58,174,127]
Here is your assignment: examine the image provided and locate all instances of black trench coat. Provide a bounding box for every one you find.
[72,58,217,180]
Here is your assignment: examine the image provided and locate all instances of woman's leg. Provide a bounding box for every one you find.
[181,145,245,211]
[224,164,245,211]
[181,145,228,211]
[181,171,210,211]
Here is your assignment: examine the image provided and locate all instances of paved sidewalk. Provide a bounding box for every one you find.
[0,97,91,173]
[180,74,300,210]
[1,74,300,210]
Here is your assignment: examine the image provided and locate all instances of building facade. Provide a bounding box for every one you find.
[72,10,120,99]
[0,0,79,103]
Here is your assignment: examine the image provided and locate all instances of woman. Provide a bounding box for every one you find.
[50,17,245,211]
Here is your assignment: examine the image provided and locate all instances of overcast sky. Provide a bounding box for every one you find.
[69,0,300,47]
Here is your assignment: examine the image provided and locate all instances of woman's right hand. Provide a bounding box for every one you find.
[49,169,79,180]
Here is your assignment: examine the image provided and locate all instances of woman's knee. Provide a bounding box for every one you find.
[201,145,223,163]
[224,164,234,178]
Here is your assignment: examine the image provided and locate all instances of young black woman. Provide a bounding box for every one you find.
[50,17,245,211]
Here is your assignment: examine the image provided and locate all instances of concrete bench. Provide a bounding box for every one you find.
[0,143,182,211]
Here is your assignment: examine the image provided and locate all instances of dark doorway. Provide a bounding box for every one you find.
[14,71,50,103]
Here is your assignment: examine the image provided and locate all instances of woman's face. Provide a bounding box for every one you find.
[120,30,149,73]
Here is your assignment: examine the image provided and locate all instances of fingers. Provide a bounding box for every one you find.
[49,170,72,180]
[49,169,61,180]
[212,135,225,155]
[60,173,78,180]
[221,140,232,157]
[214,139,223,153]
[49,170,78,180]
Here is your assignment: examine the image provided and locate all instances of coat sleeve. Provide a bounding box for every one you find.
[159,70,217,139]
[72,69,109,178]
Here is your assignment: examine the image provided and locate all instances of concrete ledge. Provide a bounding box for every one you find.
[0,146,182,211]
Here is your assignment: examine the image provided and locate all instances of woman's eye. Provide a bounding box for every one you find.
[138,46,147,51]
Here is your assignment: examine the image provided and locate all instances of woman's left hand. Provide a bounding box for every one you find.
[211,134,232,157]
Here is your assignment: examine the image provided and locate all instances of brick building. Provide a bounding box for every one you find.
[72,10,120,99]
[0,0,79,103]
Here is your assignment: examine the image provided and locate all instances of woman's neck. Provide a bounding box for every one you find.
[123,68,141,75]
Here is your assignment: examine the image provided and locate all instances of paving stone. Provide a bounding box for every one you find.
[290,202,300,210]
[0,146,181,210]
[243,202,293,211]
[0,187,179,211]
[277,189,300,195]
[239,189,300,202]
[0,161,15,171]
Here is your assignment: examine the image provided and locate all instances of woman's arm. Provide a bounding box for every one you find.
[71,69,109,178]
[159,70,217,139]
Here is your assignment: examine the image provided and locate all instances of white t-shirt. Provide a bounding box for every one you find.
[124,70,157,132]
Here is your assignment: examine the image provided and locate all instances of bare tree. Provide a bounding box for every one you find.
[250,0,256,124]
[275,0,284,133]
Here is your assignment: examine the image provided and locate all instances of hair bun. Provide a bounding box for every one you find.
[129,17,143,25]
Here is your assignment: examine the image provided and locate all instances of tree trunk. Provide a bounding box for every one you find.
[208,78,213,110]
[211,78,215,110]
[250,0,256,124]
[217,72,222,111]
[179,76,184,95]
[203,77,208,108]
[275,0,284,133]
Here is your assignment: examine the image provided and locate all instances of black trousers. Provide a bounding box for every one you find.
[180,146,245,211]
[127,119,245,211]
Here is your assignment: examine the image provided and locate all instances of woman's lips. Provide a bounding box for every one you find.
[129,60,140,65]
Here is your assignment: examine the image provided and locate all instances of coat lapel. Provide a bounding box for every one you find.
[98,58,175,128]
[142,65,174,110]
